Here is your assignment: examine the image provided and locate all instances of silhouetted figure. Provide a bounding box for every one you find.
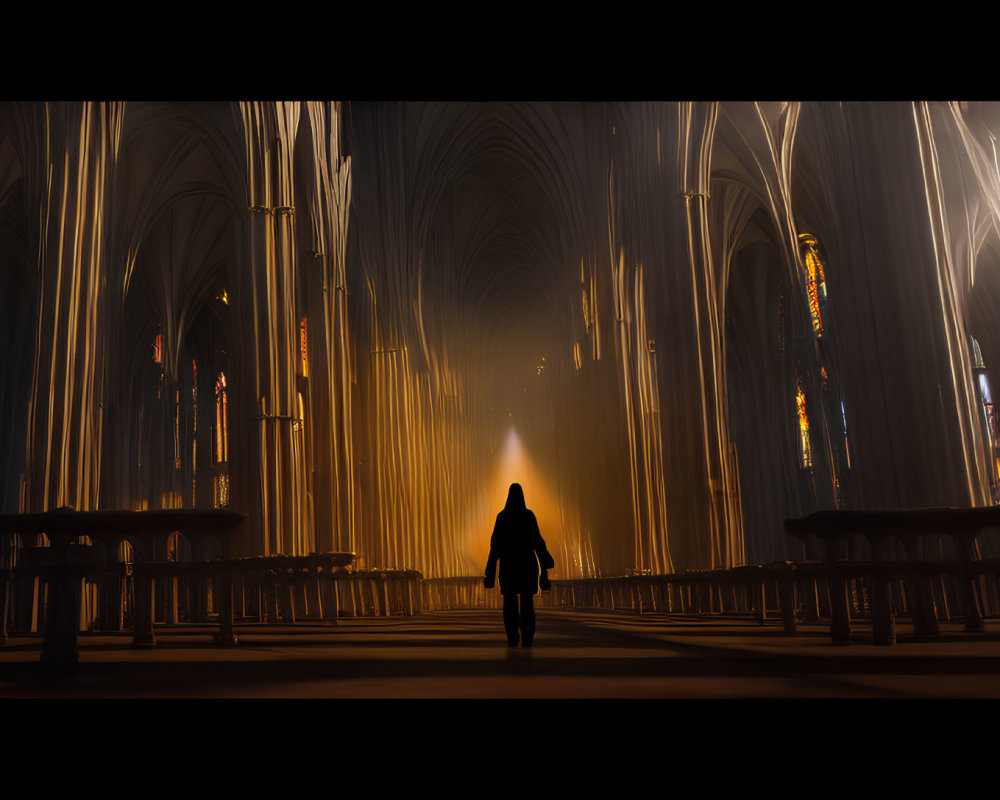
[484,483,554,647]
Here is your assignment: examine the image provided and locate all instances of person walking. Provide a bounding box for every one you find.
[484,483,554,647]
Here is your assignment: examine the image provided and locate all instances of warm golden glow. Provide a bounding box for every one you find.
[300,316,309,378]
[213,473,230,508]
[800,234,826,339]
[464,428,577,576]
[215,372,228,464]
[796,384,812,469]
[174,388,181,470]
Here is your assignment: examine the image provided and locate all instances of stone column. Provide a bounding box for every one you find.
[677,102,741,571]
[14,102,124,516]
[911,102,991,507]
[235,102,309,558]
[303,102,356,557]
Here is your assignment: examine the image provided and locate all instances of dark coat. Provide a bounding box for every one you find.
[485,509,554,595]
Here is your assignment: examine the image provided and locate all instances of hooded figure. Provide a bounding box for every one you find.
[484,483,555,647]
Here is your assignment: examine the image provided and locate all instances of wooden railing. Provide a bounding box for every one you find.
[421,576,502,610]
[414,563,1000,646]
[5,556,1000,645]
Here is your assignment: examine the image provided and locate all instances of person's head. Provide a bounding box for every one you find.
[504,483,526,511]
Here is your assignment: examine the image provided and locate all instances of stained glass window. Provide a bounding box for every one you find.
[796,384,812,469]
[799,234,827,339]
[300,317,309,378]
[215,372,228,464]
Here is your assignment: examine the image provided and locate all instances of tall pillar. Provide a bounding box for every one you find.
[15,102,124,514]
[303,102,355,557]
[912,102,990,507]
[236,102,309,556]
[677,101,741,570]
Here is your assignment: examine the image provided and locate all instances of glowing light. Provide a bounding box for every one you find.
[215,372,228,464]
[217,288,229,305]
[160,490,181,509]
[979,372,993,405]
[799,234,826,339]
[192,358,198,506]
[152,332,162,364]
[796,384,812,469]
[464,428,574,575]
[191,359,198,429]
[300,317,309,378]
[841,400,851,470]
[174,388,181,470]
[214,474,230,508]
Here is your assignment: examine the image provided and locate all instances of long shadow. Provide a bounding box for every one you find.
[4,610,1000,695]
[2,646,1000,698]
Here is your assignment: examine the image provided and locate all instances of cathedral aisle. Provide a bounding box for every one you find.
[2,609,1000,699]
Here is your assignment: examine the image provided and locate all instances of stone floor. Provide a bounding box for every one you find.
[3,608,1000,698]
[2,608,998,763]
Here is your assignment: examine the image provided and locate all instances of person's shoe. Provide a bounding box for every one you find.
[507,636,519,646]
[522,639,533,648]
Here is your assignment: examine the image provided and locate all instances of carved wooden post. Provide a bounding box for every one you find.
[868,568,896,645]
[286,578,297,623]
[132,570,156,647]
[0,568,10,643]
[755,579,767,623]
[777,566,798,634]
[349,576,359,616]
[38,541,80,669]
[215,567,237,646]
[322,571,339,623]
[954,533,985,632]
[404,574,414,616]
[902,537,940,636]
[268,576,280,622]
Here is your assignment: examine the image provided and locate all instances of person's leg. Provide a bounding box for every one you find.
[502,593,519,645]
[520,592,535,646]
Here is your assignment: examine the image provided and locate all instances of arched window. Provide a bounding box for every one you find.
[167,531,191,563]
[799,233,827,339]
[191,359,198,507]
[796,381,812,469]
[214,474,230,508]
[174,386,181,470]
[215,372,228,464]
[300,317,309,378]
